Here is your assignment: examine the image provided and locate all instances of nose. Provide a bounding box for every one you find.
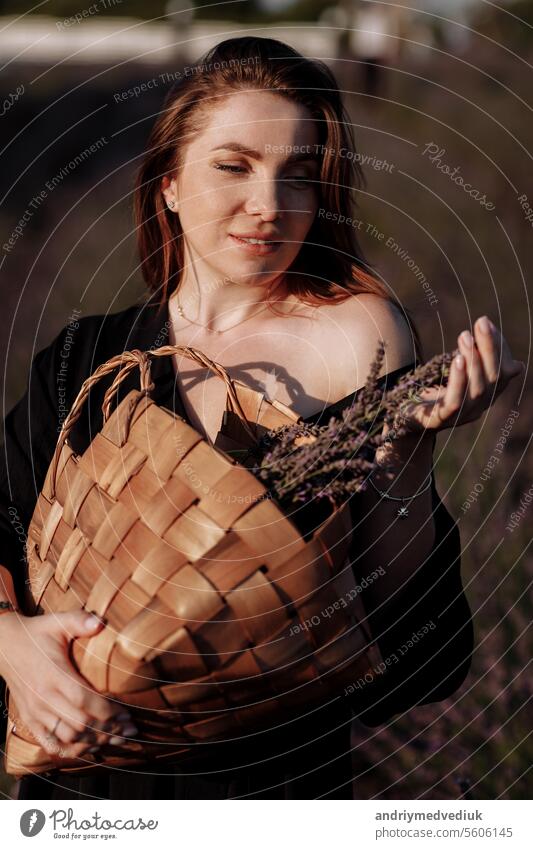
[244,176,282,220]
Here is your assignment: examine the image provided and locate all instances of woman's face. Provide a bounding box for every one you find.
[162,90,321,292]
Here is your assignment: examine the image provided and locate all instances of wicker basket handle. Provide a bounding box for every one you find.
[48,345,260,498]
[101,344,259,434]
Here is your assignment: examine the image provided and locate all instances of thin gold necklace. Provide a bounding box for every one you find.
[173,295,275,334]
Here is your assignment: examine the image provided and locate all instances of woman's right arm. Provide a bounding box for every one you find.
[0,325,136,758]
[0,565,135,757]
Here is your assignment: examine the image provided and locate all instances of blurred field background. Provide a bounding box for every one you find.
[1,0,531,799]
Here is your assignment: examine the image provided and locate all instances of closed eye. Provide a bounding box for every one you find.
[214,163,314,185]
[214,163,246,174]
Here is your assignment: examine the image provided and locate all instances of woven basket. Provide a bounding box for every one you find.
[4,345,382,777]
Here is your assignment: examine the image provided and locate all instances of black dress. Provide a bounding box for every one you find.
[0,294,473,800]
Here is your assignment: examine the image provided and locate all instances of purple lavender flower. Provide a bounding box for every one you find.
[254,342,457,519]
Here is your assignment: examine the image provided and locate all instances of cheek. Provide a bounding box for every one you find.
[203,188,237,232]
[179,186,228,236]
[180,169,229,214]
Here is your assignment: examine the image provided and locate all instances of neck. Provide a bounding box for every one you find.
[172,271,289,332]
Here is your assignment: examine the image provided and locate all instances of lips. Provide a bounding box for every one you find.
[229,233,281,243]
[228,234,282,255]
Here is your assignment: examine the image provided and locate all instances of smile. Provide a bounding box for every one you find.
[229,234,282,255]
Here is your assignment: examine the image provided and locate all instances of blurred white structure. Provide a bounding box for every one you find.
[0,3,475,69]
[165,0,195,28]
[350,6,396,61]
[0,16,340,66]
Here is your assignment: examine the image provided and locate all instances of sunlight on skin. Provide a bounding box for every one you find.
[161,89,321,329]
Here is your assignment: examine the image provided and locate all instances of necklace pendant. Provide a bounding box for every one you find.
[397,505,409,519]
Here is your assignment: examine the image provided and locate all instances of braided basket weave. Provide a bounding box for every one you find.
[4,345,382,777]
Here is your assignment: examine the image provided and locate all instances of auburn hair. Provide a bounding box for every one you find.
[133,35,423,360]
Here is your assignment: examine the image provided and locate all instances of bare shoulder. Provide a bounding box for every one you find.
[344,293,416,358]
[318,293,417,389]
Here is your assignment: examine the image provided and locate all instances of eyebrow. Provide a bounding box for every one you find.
[210,142,320,163]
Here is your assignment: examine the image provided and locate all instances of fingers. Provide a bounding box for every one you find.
[36,662,125,731]
[472,316,500,383]
[442,353,467,421]
[42,720,97,759]
[40,724,99,760]
[472,316,525,384]
[52,610,104,640]
[42,691,96,738]
[7,611,138,763]
[29,719,66,757]
[36,709,67,754]
[19,666,137,755]
[16,709,85,759]
[55,665,122,724]
[458,329,485,399]
[43,692,132,747]
[57,716,138,752]
[35,657,134,749]
[67,710,139,746]
[450,317,524,423]
[20,704,138,760]
[48,610,128,725]
[40,701,102,745]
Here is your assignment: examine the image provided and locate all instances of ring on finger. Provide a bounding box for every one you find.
[46,717,61,743]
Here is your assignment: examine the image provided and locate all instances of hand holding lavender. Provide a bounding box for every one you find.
[252,341,455,515]
[249,315,522,520]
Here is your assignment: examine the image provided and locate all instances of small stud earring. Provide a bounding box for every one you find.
[167,200,175,209]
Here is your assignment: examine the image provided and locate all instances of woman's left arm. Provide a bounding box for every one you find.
[352,318,523,712]
[352,314,524,618]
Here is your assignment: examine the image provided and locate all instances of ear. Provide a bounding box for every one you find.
[161,176,178,211]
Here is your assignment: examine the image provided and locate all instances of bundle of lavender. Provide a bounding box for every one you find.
[250,342,456,525]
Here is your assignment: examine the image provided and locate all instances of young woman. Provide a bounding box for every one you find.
[0,37,523,800]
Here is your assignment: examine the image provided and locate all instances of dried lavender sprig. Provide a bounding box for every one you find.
[255,419,384,511]
[254,343,457,510]
[256,429,380,511]
[379,350,456,433]
[255,379,388,511]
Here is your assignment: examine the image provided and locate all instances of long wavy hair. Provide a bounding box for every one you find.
[134,35,423,360]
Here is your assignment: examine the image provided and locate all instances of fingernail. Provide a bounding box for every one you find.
[455,354,464,369]
[478,316,491,334]
[88,746,100,753]
[109,735,125,745]
[84,614,101,630]
[121,724,138,737]
[460,330,473,347]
